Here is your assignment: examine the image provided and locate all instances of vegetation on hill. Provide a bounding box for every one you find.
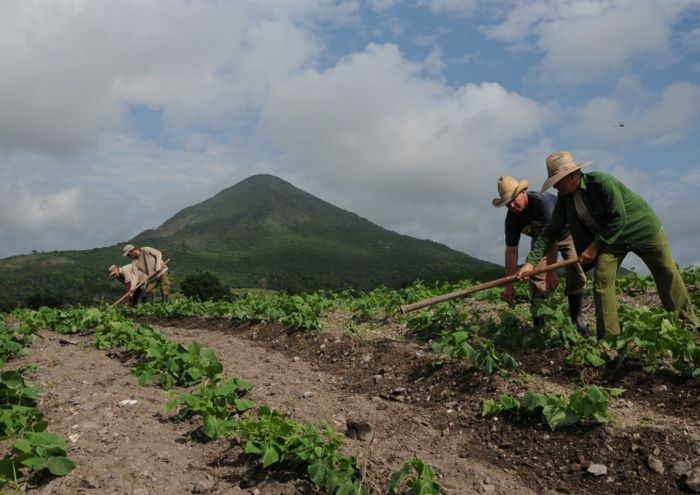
[0,174,502,310]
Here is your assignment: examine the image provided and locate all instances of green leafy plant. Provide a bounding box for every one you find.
[431,331,519,376]
[166,377,255,439]
[388,457,441,495]
[482,385,624,431]
[236,407,367,494]
[0,432,75,486]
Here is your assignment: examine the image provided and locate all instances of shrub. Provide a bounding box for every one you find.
[180,272,228,301]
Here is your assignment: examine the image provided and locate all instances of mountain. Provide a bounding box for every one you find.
[0,174,502,309]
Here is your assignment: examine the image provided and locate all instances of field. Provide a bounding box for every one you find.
[2,269,700,494]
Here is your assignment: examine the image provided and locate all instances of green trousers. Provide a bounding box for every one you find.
[146,272,171,302]
[594,229,698,336]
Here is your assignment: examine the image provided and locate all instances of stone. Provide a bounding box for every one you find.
[192,480,213,493]
[481,484,496,493]
[587,464,607,477]
[133,489,149,495]
[673,461,691,477]
[653,384,668,393]
[686,468,700,492]
[346,420,373,441]
[292,356,300,362]
[301,391,314,399]
[80,478,99,489]
[647,455,664,474]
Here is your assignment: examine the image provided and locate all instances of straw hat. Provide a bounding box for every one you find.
[492,176,529,207]
[540,151,592,192]
[122,244,135,256]
[108,264,119,277]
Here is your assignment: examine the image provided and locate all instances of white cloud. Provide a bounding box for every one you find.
[261,43,550,261]
[0,0,341,155]
[574,82,700,144]
[482,0,700,84]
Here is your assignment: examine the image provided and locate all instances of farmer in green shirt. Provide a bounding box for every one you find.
[516,151,698,338]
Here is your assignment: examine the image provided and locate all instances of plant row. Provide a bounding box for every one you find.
[0,315,75,489]
[12,307,441,494]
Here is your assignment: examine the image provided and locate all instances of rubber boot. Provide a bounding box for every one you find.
[568,294,588,335]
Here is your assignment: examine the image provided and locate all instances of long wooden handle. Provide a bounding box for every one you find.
[399,257,580,314]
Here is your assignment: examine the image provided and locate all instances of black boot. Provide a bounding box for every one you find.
[568,294,588,335]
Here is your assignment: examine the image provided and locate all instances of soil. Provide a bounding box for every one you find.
[10,299,700,495]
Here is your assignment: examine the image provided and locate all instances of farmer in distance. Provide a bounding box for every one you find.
[108,264,147,306]
[122,244,171,303]
[516,151,699,338]
[493,175,587,332]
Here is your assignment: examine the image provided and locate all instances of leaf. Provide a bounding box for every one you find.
[20,456,48,471]
[47,456,75,476]
[244,441,262,455]
[234,399,256,412]
[262,446,279,467]
[308,462,329,485]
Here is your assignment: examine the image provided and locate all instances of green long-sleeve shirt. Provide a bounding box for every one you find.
[527,172,661,264]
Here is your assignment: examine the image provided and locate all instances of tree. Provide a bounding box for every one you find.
[180,272,228,301]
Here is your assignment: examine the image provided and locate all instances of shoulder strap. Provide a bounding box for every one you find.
[573,190,602,233]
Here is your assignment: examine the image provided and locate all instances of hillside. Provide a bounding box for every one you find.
[0,174,502,309]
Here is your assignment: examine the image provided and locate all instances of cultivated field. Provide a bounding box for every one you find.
[2,269,700,494]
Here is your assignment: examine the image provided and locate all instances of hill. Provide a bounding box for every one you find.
[0,174,502,309]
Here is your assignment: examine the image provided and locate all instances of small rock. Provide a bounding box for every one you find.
[69,433,81,443]
[346,420,373,441]
[481,484,496,494]
[587,464,607,476]
[133,489,149,495]
[301,391,314,399]
[653,384,668,393]
[80,478,99,489]
[540,367,551,375]
[673,461,691,477]
[292,356,300,362]
[372,374,383,383]
[685,467,700,492]
[118,399,138,407]
[320,344,326,350]
[653,447,660,456]
[392,387,407,394]
[647,455,664,474]
[362,354,372,363]
[192,480,213,493]
[250,490,261,495]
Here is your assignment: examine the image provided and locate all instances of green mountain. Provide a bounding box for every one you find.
[0,174,502,309]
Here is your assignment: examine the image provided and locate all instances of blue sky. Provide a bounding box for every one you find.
[1,0,700,270]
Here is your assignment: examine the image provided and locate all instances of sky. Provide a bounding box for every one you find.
[2,0,700,271]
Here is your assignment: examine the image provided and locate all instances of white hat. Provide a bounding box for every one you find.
[492,176,529,207]
[122,244,135,256]
[540,151,592,192]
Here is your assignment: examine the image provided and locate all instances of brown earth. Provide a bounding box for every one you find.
[10,300,700,495]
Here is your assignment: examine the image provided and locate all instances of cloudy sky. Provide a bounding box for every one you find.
[2,0,700,271]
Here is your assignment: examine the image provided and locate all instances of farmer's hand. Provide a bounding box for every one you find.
[546,271,559,291]
[515,263,534,280]
[501,285,515,306]
[580,241,600,264]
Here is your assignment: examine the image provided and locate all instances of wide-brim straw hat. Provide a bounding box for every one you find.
[121,244,135,256]
[540,151,592,192]
[492,176,529,207]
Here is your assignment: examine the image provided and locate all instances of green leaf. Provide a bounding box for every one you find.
[47,456,75,476]
[308,461,329,485]
[262,446,279,467]
[244,441,262,455]
[234,398,255,412]
[20,456,48,471]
